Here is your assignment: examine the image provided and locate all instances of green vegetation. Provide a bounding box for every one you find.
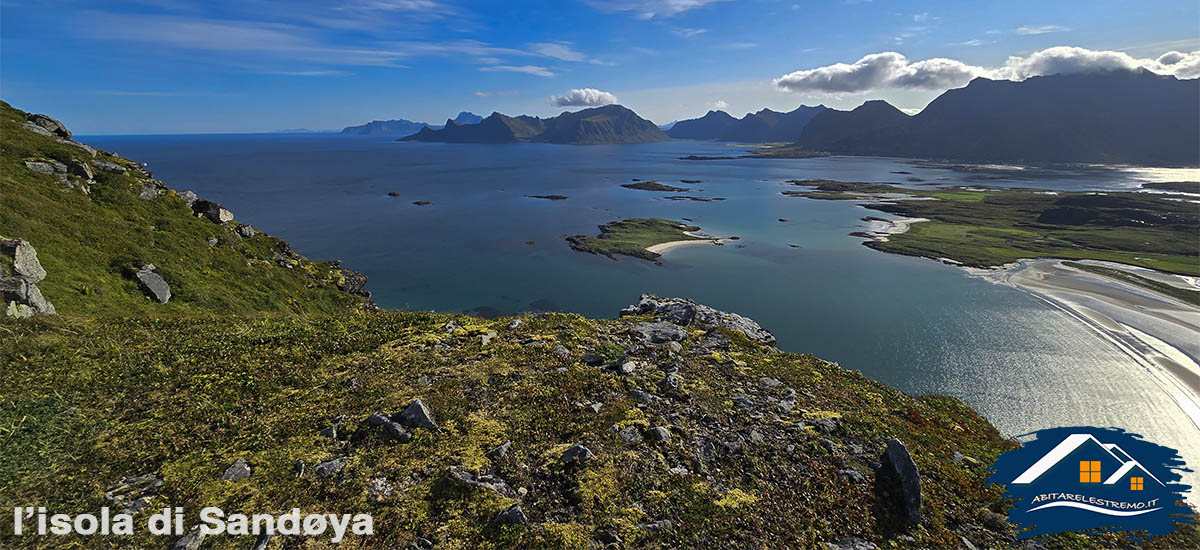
[565,218,705,263]
[1062,262,1200,306]
[784,180,1200,275]
[621,181,689,192]
[0,100,365,315]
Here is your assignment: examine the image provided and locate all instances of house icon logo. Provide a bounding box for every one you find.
[990,426,1193,538]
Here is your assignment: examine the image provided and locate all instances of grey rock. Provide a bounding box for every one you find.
[487,440,512,459]
[553,344,570,358]
[594,529,622,545]
[447,467,514,497]
[94,160,126,174]
[822,538,877,550]
[417,375,432,386]
[748,429,764,444]
[366,478,394,500]
[776,399,797,413]
[637,519,674,532]
[220,458,251,482]
[883,439,922,526]
[58,139,98,157]
[251,532,273,550]
[961,537,978,550]
[22,121,55,137]
[2,239,47,283]
[319,425,337,439]
[731,393,754,412]
[491,504,527,526]
[587,402,603,413]
[667,341,682,353]
[236,225,257,238]
[382,421,412,442]
[23,159,66,176]
[629,389,654,404]
[646,426,671,442]
[192,199,234,224]
[507,318,523,329]
[617,361,637,375]
[205,237,218,247]
[366,412,391,426]
[759,377,782,388]
[171,527,206,550]
[630,321,688,344]
[443,321,462,333]
[838,467,868,484]
[561,443,594,466]
[580,353,605,366]
[621,294,776,346]
[67,161,93,180]
[315,457,348,478]
[398,399,438,431]
[337,267,370,297]
[104,473,164,515]
[27,113,71,138]
[135,266,171,304]
[178,190,199,208]
[617,425,643,444]
[812,417,840,434]
[481,331,498,346]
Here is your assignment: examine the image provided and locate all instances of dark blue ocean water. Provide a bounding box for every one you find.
[84,133,1199,467]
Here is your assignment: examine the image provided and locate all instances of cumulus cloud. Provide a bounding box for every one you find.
[712,99,729,108]
[774,46,1200,94]
[773,52,985,93]
[551,88,619,106]
[1015,24,1069,35]
[479,65,555,77]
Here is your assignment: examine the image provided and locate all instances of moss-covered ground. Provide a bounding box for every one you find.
[566,218,706,263]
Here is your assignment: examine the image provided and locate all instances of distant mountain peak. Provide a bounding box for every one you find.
[400,104,666,145]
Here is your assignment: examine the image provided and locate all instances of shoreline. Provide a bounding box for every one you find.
[975,259,1200,491]
[646,231,727,254]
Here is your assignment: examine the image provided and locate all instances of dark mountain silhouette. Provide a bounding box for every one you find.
[794,100,911,150]
[400,105,668,144]
[341,118,435,136]
[452,111,483,125]
[667,105,827,141]
[795,70,1200,166]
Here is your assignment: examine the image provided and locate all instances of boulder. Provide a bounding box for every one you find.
[58,139,98,158]
[177,190,199,208]
[67,161,93,180]
[192,199,234,224]
[491,504,527,526]
[645,426,671,442]
[561,443,594,466]
[882,439,922,526]
[315,457,348,478]
[94,160,126,174]
[1,238,55,316]
[630,321,688,344]
[251,532,273,550]
[220,458,251,482]
[26,113,71,138]
[397,399,438,431]
[617,425,643,444]
[171,527,206,550]
[236,224,257,238]
[621,294,776,346]
[134,265,171,304]
[366,478,394,501]
[21,121,55,137]
[486,440,512,460]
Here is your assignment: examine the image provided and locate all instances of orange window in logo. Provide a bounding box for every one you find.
[1131,477,1144,491]
[1079,461,1101,483]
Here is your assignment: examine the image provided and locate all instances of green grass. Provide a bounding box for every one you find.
[784,179,1200,275]
[0,100,365,315]
[567,218,706,262]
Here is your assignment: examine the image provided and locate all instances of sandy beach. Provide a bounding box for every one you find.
[979,259,1200,485]
[860,216,929,241]
[646,231,726,254]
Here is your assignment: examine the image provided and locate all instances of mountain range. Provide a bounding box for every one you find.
[400,104,668,145]
[667,105,827,142]
[794,70,1199,166]
[341,111,482,136]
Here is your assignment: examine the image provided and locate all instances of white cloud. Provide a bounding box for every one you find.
[587,0,732,19]
[551,88,619,106]
[529,42,587,62]
[955,39,985,47]
[673,27,709,38]
[480,65,555,77]
[1015,24,1069,35]
[773,51,985,93]
[724,42,759,49]
[998,46,1200,80]
[712,99,729,108]
[475,91,492,97]
[773,46,1200,94]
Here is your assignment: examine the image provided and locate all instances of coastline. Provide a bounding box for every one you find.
[645,231,726,254]
[975,259,1200,486]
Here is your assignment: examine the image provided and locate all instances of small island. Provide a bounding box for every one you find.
[622,181,689,192]
[1141,181,1200,194]
[525,194,568,200]
[565,217,716,264]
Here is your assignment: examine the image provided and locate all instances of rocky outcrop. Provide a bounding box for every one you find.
[621,294,776,346]
[24,159,89,193]
[134,264,171,304]
[191,199,234,224]
[26,113,71,138]
[335,263,370,297]
[881,439,923,526]
[2,238,55,317]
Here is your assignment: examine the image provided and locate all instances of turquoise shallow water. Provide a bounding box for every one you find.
[85,134,1200,478]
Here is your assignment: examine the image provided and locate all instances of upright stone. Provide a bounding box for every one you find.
[883,439,922,526]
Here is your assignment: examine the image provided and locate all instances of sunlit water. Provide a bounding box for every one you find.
[87,134,1200,488]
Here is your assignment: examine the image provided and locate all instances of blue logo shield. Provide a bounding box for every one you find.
[990,426,1194,537]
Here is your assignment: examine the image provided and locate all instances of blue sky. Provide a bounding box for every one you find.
[2,0,1197,134]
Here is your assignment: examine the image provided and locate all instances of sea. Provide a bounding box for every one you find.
[85,133,1200,487]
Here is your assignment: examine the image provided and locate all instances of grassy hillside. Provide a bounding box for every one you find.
[0,100,365,315]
